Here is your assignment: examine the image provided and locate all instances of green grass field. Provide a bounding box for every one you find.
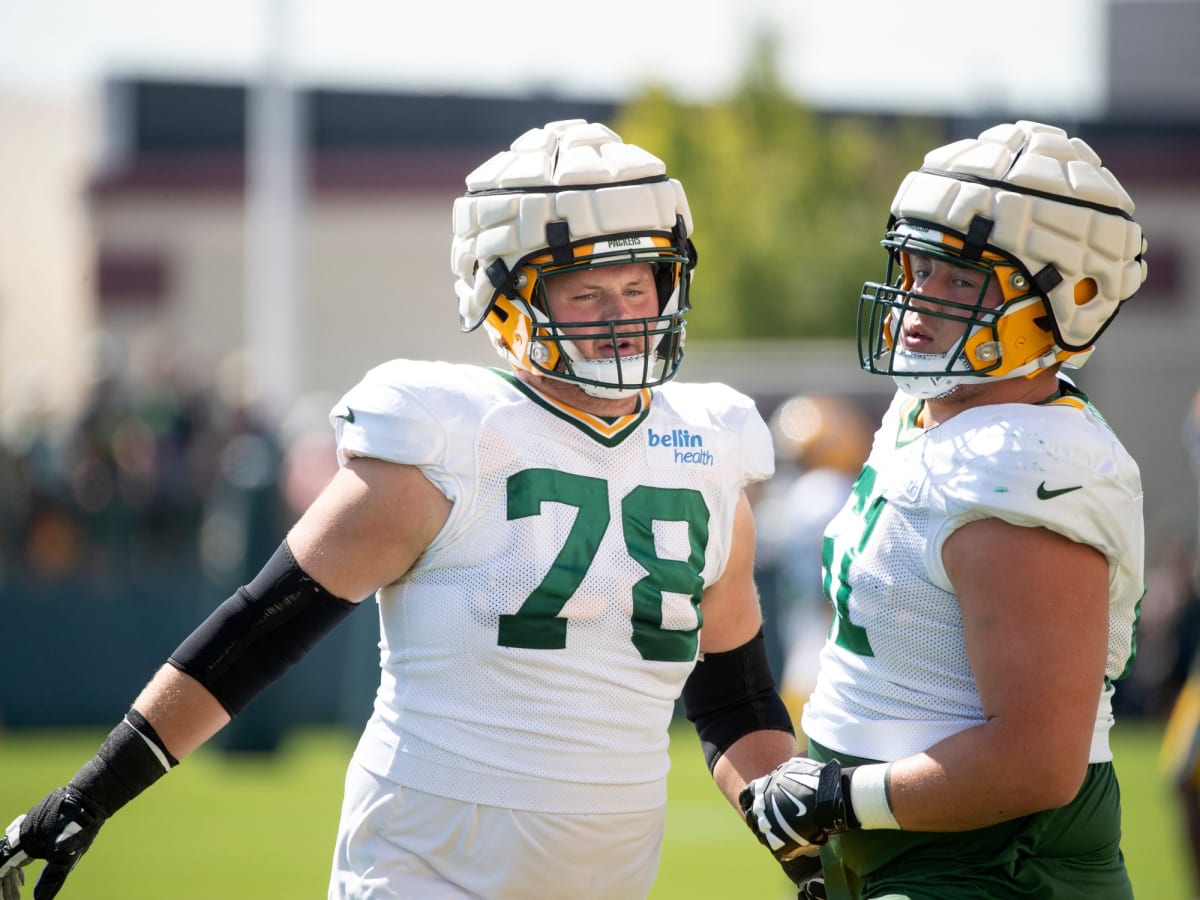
[0,719,1188,898]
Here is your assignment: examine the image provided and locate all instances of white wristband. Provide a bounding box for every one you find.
[849,763,901,830]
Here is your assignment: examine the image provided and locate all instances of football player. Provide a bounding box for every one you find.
[741,121,1148,899]
[0,120,798,899]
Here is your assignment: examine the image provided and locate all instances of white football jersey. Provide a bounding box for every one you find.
[331,360,773,814]
[802,384,1144,763]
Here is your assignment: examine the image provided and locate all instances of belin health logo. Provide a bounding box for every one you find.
[646,428,714,466]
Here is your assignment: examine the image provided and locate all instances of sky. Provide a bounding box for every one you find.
[0,0,1109,117]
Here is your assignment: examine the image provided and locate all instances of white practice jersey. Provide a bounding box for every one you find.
[331,360,773,814]
[802,384,1144,764]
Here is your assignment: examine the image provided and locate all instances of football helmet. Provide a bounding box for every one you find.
[858,120,1148,399]
[451,119,696,399]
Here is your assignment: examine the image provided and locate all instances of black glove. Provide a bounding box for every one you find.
[738,757,859,861]
[0,788,108,900]
[781,852,827,900]
[0,710,177,899]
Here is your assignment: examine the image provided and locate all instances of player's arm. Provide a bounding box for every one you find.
[131,455,451,756]
[741,518,1110,858]
[682,490,798,808]
[0,457,450,899]
[883,518,1109,829]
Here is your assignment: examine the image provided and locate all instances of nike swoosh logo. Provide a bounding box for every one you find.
[1037,481,1082,500]
[335,406,356,424]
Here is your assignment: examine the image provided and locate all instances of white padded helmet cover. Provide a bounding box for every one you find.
[891,120,1148,349]
[450,119,693,331]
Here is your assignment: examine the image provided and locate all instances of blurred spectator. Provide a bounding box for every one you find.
[0,346,368,746]
[754,392,874,727]
[0,350,279,586]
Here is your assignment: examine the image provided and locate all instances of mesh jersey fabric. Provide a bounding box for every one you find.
[802,383,1144,763]
[330,360,774,814]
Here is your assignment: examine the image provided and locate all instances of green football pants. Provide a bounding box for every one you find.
[808,739,1133,900]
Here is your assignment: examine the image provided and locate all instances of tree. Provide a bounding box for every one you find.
[616,38,940,342]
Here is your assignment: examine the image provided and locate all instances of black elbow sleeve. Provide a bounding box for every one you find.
[168,542,357,716]
[681,628,794,772]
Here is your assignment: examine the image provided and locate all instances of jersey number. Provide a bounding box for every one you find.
[497,468,709,662]
[821,464,883,656]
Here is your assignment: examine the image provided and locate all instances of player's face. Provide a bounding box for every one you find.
[896,254,1004,357]
[543,262,660,359]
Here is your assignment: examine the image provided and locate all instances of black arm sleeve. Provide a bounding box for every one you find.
[168,542,357,716]
[681,628,795,771]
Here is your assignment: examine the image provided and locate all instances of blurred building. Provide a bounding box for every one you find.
[1,0,1198,551]
[0,90,96,439]
[89,83,618,414]
[1081,0,1200,549]
[1108,0,1200,119]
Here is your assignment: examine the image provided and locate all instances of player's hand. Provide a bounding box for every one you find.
[738,757,857,860]
[1,865,24,900]
[780,852,826,900]
[0,788,108,899]
[0,816,30,900]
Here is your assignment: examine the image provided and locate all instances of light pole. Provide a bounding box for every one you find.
[245,0,305,420]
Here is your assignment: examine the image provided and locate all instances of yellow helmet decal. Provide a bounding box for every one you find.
[486,295,562,373]
[961,296,1086,376]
